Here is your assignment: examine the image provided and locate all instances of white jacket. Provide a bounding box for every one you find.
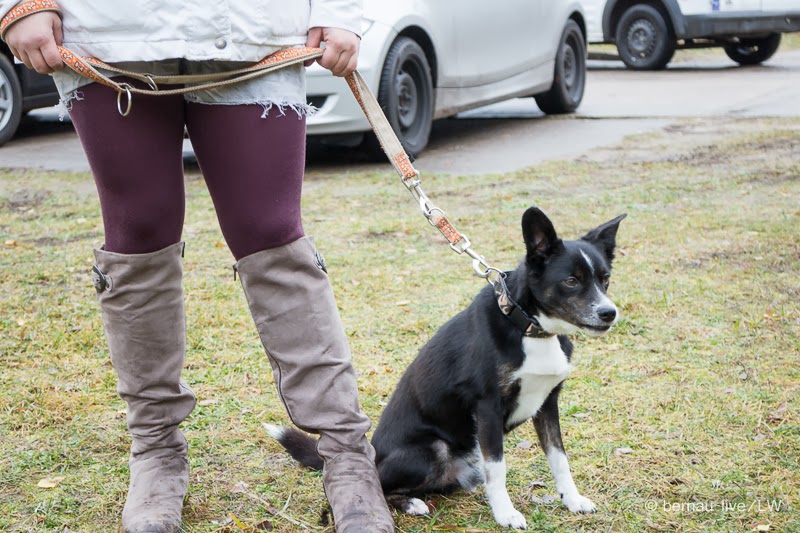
[0,0,362,62]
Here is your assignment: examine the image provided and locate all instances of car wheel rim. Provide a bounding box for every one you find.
[396,69,419,130]
[735,44,758,57]
[562,39,578,92]
[0,68,13,132]
[627,19,657,58]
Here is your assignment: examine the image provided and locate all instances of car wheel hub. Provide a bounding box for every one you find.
[396,69,418,130]
[563,43,577,89]
[735,43,758,56]
[628,19,657,57]
[0,68,13,132]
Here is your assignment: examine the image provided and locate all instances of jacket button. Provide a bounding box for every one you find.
[214,38,227,49]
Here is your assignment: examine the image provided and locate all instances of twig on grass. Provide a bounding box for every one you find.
[242,490,323,531]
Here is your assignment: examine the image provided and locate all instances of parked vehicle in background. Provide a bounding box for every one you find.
[306,1,588,157]
[0,45,60,147]
[581,0,800,70]
[1,1,589,155]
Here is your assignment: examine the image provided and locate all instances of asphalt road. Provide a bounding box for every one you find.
[2,49,799,175]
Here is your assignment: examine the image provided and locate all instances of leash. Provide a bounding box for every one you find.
[57,45,549,338]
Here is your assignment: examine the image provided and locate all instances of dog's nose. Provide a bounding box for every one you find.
[597,306,617,323]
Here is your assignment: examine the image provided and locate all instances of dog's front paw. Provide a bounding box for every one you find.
[493,508,527,529]
[562,493,596,514]
[404,498,430,516]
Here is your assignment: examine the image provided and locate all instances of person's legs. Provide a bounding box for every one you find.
[70,82,195,533]
[186,103,394,532]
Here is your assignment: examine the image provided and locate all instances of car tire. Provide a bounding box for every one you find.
[724,33,781,66]
[615,4,675,71]
[364,36,434,159]
[0,54,24,147]
[534,20,586,114]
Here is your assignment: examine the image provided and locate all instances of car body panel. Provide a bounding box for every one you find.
[307,0,586,136]
[16,63,60,112]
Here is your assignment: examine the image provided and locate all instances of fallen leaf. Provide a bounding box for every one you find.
[516,440,532,449]
[228,512,248,530]
[527,481,547,489]
[767,403,787,421]
[572,412,590,418]
[755,526,770,532]
[228,481,249,493]
[395,301,410,306]
[614,447,634,456]
[5,240,17,246]
[254,519,274,530]
[754,434,766,442]
[37,476,65,488]
[198,399,218,406]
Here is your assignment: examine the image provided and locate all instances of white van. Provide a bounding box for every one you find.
[581,0,800,69]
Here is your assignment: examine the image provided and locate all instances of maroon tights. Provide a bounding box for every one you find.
[68,80,306,260]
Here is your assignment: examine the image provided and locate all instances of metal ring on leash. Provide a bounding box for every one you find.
[116,85,133,117]
[144,75,159,92]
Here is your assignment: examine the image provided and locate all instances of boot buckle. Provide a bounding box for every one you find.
[314,250,327,273]
[91,264,113,293]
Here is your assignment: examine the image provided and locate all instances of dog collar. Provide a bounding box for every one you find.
[491,273,555,339]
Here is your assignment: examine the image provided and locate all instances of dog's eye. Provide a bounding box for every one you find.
[602,274,611,287]
[563,277,579,287]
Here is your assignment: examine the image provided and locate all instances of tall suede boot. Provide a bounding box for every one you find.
[235,237,394,533]
[92,242,196,533]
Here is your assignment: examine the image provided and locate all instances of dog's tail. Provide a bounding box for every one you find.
[264,423,324,471]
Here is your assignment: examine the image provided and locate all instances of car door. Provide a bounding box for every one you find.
[678,0,761,14]
[452,0,548,87]
[718,0,761,11]
[761,0,794,10]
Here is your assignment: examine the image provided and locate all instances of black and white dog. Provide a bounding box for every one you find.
[267,207,625,529]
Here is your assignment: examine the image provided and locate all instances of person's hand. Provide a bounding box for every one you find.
[305,27,359,77]
[4,11,64,74]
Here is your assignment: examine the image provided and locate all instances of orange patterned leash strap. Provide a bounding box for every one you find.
[344,69,501,281]
[69,46,324,85]
[0,0,61,40]
[57,46,324,96]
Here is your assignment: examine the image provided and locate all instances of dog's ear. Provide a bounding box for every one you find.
[581,214,627,263]
[522,207,561,260]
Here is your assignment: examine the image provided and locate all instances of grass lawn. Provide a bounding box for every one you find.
[1,116,798,532]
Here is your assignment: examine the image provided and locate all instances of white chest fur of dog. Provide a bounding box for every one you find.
[506,336,571,428]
